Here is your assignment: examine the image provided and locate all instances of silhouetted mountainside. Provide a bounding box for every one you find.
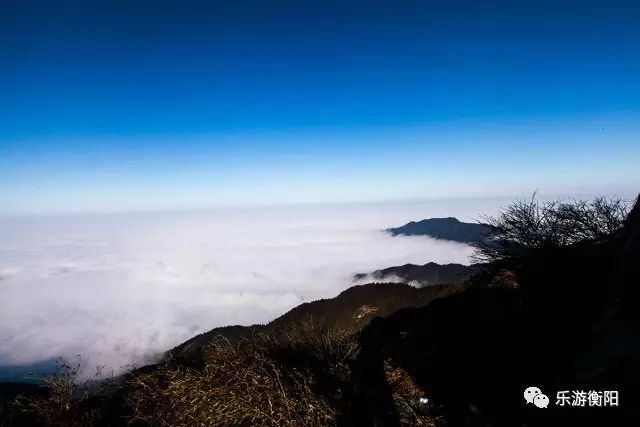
[270,282,464,330]
[387,217,489,244]
[170,282,465,363]
[352,196,640,427]
[354,262,485,287]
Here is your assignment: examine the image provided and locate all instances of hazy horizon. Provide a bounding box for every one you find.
[2,189,639,217]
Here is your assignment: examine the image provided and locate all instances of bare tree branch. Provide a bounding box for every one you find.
[472,195,630,264]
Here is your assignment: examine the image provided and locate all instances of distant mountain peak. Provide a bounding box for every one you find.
[386,217,489,244]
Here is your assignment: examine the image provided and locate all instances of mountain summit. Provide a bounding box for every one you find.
[386,217,489,244]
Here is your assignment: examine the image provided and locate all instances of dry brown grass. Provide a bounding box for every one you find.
[11,357,112,427]
[383,361,444,427]
[7,321,447,426]
[128,321,359,426]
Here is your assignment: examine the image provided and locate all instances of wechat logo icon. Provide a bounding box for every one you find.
[524,386,549,408]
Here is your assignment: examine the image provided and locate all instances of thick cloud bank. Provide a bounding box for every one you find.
[0,199,502,376]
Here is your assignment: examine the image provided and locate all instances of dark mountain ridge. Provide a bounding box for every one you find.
[387,217,489,244]
[354,262,485,287]
[169,281,465,364]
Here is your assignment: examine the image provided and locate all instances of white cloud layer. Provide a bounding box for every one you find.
[0,199,504,376]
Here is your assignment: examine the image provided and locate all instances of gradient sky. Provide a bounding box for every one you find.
[1,0,639,214]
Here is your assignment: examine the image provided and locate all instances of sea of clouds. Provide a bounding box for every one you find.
[0,198,506,377]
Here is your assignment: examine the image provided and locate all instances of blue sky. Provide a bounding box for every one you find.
[1,0,639,213]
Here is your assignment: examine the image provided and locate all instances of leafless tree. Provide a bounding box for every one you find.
[473,194,629,264]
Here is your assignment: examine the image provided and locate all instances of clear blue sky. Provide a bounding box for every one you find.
[1,0,639,214]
